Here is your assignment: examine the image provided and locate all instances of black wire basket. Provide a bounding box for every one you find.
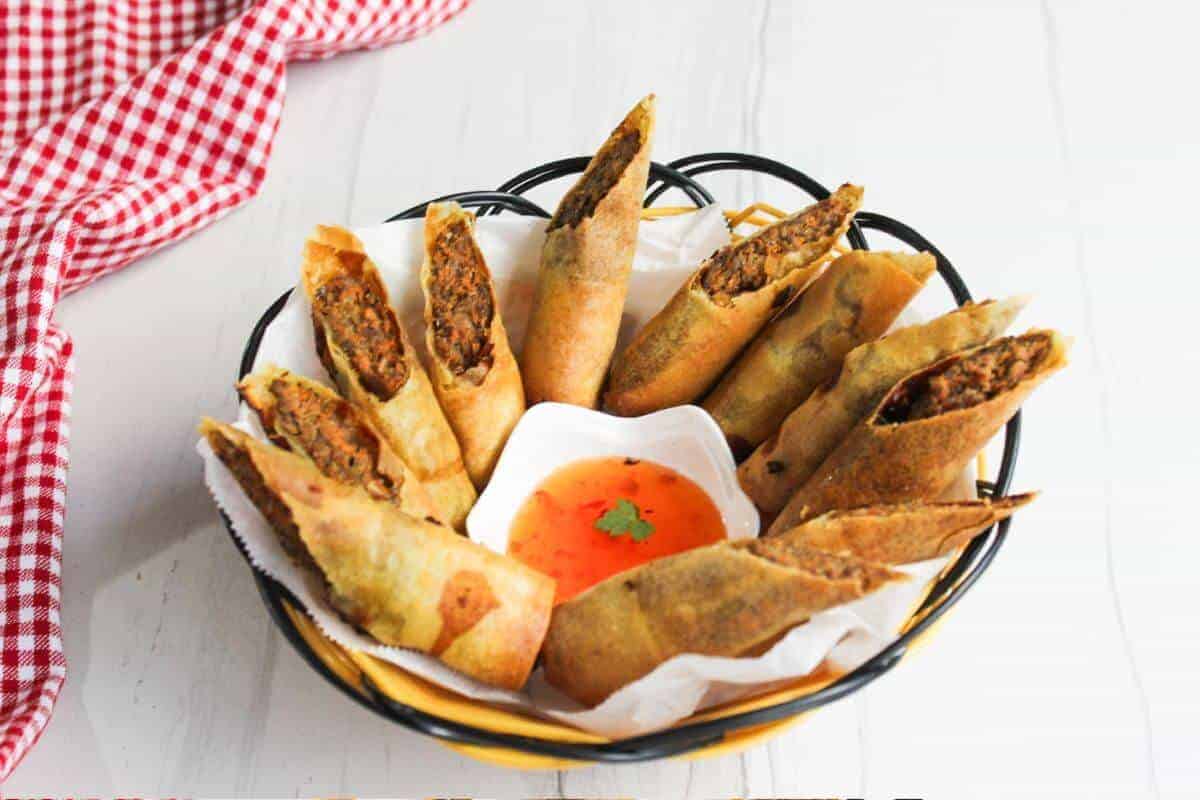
[227,152,1022,765]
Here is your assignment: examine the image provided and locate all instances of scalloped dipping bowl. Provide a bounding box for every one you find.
[467,403,759,553]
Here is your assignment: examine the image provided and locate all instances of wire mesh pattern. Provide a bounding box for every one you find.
[229,152,1022,763]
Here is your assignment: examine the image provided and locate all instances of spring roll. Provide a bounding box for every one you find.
[302,225,476,529]
[740,297,1027,514]
[201,419,554,690]
[767,330,1069,535]
[521,95,656,408]
[238,365,439,520]
[420,202,524,488]
[605,184,863,416]
[541,537,901,706]
[775,495,1035,563]
[705,250,935,458]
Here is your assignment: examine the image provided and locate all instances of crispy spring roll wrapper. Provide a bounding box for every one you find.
[775,495,1035,563]
[767,330,1069,535]
[521,95,655,408]
[605,184,864,416]
[740,296,1027,514]
[420,203,524,488]
[704,250,935,458]
[200,419,554,691]
[541,537,902,706]
[301,225,476,529]
[238,365,439,520]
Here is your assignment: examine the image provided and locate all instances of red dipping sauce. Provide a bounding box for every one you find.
[507,456,726,605]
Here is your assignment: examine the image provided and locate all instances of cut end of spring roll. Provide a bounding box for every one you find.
[604,185,863,417]
[767,329,1068,534]
[772,494,1037,563]
[201,418,554,691]
[301,224,477,529]
[548,93,656,232]
[302,227,411,402]
[521,95,656,408]
[422,203,497,385]
[237,365,439,520]
[875,329,1068,425]
[541,536,902,707]
[201,417,320,575]
[704,249,935,458]
[421,202,525,488]
[739,295,1030,514]
[698,183,864,307]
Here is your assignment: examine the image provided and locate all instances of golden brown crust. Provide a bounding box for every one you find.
[420,203,525,488]
[540,535,901,706]
[739,297,1027,514]
[704,250,934,458]
[604,184,863,417]
[766,330,1068,535]
[302,225,476,529]
[200,419,554,690]
[238,365,439,520]
[772,495,1036,563]
[431,569,501,656]
[521,95,656,408]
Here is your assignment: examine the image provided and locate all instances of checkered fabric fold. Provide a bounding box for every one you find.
[0,0,468,779]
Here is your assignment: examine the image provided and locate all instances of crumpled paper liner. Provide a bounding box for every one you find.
[199,206,972,738]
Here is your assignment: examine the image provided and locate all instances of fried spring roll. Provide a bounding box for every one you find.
[740,297,1027,514]
[541,537,902,706]
[420,202,524,488]
[238,365,438,520]
[775,495,1036,563]
[767,330,1069,535]
[302,225,476,529]
[704,250,935,458]
[521,95,656,407]
[201,419,554,690]
[605,184,864,416]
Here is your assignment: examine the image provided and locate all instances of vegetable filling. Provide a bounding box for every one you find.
[878,333,1052,423]
[208,432,318,574]
[744,537,884,588]
[268,378,400,502]
[311,270,409,401]
[699,189,857,305]
[549,127,642,230]
[428,217,495,383]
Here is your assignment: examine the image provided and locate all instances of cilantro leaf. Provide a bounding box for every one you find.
[629,518,655,542]
[594,498,638,534]
[595,498,655,542]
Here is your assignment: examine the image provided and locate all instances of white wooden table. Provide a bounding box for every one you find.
[7,1,1197,796]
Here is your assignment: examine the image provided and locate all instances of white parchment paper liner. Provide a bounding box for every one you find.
[199,207,972,738]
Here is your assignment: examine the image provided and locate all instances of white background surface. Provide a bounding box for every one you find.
[6,1,1197,797]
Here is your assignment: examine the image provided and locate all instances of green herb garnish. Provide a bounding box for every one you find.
[595,498,655,542]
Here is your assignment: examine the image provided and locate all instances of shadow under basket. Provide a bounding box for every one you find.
[225,152,1024,769]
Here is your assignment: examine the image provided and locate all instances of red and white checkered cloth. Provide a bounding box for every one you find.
[0,0,467,779]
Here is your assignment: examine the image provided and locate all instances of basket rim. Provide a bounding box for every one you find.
[225,151,1022,764]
